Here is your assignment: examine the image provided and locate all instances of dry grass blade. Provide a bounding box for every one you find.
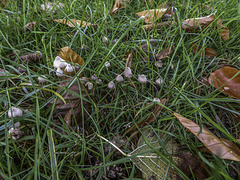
[208,66,240,99]
[110,0,130,16]
[173,113,240,161]
[181,13,215,32]
[54,19,92,28]
[127,98,167,134]
[192,44,217,59]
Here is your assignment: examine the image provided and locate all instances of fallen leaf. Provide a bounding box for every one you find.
[142,21,175,31]
[181,13,215,32]
[173,113,240,161]
[20,51,42,63]
[156,46,174,60]
[57,46,84,76]
[54,19,92,28]
[130,129,208,180]
[24,21,36,31]
[110,0,130,16]
[217,19,229,41]
[136,8,168,24]
[192,44,216,59]
[47,78,89,126]
[208,66,240,99]
[127,98,166,134]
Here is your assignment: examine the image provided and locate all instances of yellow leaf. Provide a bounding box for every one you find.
[173,113,240,161]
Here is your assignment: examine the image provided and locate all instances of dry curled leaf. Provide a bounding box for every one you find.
[136,8,168,24]
[181,13,215,32]
[192,44,216,59]
[142,21,175,31]
[173,113,240,161]
[156,46,174,60]
[57,46,84,76]
[110,0,130,15]
[54,19,92,28]
[127,98,167,134]
[217,19,229,41]
[24,21,36,31]
[48,78,89,126]
[20,51,42,63]
[208,66,240,99]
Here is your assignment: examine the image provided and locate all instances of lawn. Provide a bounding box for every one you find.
[0,0,240,179]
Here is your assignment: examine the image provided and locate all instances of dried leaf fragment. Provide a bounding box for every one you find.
[142,21,175,31]
[54,19,92,28]
[8,128,24,140]
[136,8,168,24]
[110,0,130,15]
[20,51,42,63]
[24,21,36,31]
[181,13,215,32]
[217,19,229,41]
[173,113,240,161]
[208,66,240,99]
[192,44,216,58]
[156,46,174,60]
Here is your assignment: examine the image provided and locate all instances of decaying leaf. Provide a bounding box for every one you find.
[156,46,175,60]
[127,98,166,134]
[181,13,215,32]
[110,0,130,16]
[173,113,240,161]
[130,129,208,180]
[217,19,229,41]
[208,66,240,99]
[142,21,175,31]
[54,19,92,28]
[57,46,84,76]
[8,128,24,140]
[192,44,216,58]
[20,51,42,63]
[47,78,89,126]
[24,21,36,31]
[136,8,168,24]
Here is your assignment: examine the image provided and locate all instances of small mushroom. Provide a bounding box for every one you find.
[153,98,161,103]
[91,74,98,81]
[97,79,103,84]
[56,68,64,77]
[85,82,93,90]
[38,75,47,83]
[8,128,24,140]
[155,78,163,85]
[53,56,67,68]
[123,67,133,78]
[108,81,115,89]
[116,75,124,82]
[8,107,23,118]
[155,60,163,68]
[102,36,109,43]
[64,64,74,73]
[105,61,111,68]
[138,74,147,84]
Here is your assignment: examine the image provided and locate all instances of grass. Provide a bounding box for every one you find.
[0,0,240,179]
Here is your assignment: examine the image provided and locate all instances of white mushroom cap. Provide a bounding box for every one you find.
[8,127,24,140]
[38,75,47,83]
[108,81,115,89]
[153,98,161,103]
[53,56,67,68]
[56,68,64,77]
[96,79,103,84]
[116,75,124,82]
[8,107,23,118]
[155,78,163,85]
[64,64,74,73]
[91,74,98,81]
[123,67,133,78]
[85,82,93,90]
[102,36,108,43]
[138,74,147,84]
[105,61,110,68]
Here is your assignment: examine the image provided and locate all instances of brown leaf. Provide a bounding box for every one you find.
[110,0,130,16]
[142,21,175,31]
[24,22,36,31]
[127,98,167,134]
[217,19,229,41]
[57,46,84,76]
[48,78,89,126]
[208,66,240,99]
[136,8,168,24]
[156,46,174,60]
[54,19,92,28]
[173,113,240,161]
[20,51,42,63]
[181,13,215,32]
[0,0,11,9]
[192,44,216,59]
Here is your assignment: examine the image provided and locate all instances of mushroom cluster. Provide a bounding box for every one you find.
[53,56,78,77]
